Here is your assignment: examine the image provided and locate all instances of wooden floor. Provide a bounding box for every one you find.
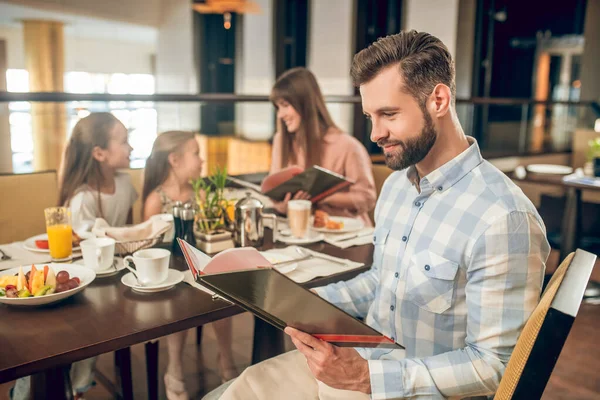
[1,250,599,400]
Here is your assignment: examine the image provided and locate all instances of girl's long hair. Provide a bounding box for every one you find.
[58,112,123,216]
[270,67,339,168]
[142,131,197,204]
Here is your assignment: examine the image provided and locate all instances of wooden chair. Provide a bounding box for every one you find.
[0,170,59,243]
[369,164,394,223]
[494,249,596,399]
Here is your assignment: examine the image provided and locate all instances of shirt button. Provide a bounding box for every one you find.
[414,201,421,207]
[424,264,431,271]
[390,305,395,311]
[437,186,443,191]
[391,336,395,342]
[394,272,399,278]
[402,236,407,242]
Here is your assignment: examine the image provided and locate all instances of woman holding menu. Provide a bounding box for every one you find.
[268,67,376,226]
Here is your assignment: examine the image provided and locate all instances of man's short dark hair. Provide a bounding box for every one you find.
[351,30,456,107]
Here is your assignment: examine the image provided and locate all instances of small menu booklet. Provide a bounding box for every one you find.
[262,166,354,202]
[178,239,401,349]
[230,166,353,203]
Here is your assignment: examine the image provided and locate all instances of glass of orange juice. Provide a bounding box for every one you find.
[44,207,73,262]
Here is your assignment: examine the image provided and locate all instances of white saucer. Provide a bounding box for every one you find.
[276,230,325,245]
[526,164,573,175]
[259,251,299,274]
[76,257,126,277]
[121,269,184,293]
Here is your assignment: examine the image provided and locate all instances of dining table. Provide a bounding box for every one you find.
[509,168,600,298]
[0,229,373,400]
[508,168,600,260]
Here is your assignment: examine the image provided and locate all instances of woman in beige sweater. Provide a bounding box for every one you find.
[268,67,376,226]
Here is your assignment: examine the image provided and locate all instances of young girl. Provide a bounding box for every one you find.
[61,112,138,229]
[268,67,377,225]
[142,131,238,400]
[11,112,137,400]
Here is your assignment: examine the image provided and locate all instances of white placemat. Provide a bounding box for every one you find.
[0,242,52,270]
[323,228,374,249]
[262,246,364,283]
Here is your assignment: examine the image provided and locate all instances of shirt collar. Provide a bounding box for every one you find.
[407,136,483,193]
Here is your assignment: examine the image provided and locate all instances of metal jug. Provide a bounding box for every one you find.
[234,192,277,247]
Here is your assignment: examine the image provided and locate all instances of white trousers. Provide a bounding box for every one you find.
[219,350,371,400]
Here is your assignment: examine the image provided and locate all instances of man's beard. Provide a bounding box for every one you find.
[378,111,437,171]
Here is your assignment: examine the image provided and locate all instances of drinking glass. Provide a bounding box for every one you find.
[44,207,73,262]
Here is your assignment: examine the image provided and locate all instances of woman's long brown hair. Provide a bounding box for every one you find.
[270,67,339,169]
[142,131,197,204]
[58,112,124,216]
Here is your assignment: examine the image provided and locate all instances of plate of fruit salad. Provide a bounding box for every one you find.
[0,264,96,306]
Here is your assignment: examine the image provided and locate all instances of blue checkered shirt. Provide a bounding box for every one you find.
[315,138,550,399]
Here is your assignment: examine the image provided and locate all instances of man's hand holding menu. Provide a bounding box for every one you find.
[285,326,372,393]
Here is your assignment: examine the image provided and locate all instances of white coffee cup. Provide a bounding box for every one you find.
[123,248,170,286]
[80,238,115,271]
[288,200,312,238]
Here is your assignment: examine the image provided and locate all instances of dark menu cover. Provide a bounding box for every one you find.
[262,165,354,203]
[198,268,402,349]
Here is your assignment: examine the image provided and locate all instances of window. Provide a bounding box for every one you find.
[6,69,33,173]
[7,70,157,173]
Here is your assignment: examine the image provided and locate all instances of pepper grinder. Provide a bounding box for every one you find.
[171,201,183,255]
[180,203,197,251]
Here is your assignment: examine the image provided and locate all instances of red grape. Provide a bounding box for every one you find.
[56,271,70,284]
[56,283,69,293]
[71,277,80,285]
[66,279,79,290]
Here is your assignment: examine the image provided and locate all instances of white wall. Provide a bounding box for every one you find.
[404,0,459,57]
[0,26,22,70]
[1,0,162,27]
[235,0,275,140]
[308,0,355,133]
[154,0,199,132]
[0,25,155,74]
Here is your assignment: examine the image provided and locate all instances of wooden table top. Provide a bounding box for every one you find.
[508,170,600,192]
[0,232,373,383]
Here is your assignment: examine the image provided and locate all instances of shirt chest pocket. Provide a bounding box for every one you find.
[372,227,390,271]
[405,250,459,314]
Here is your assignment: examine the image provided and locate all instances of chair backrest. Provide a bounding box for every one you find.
[122,168,144,225]
[494,249,597,400]
[372,163,393,196]
[0,171,59,243]
[370,164,394,223]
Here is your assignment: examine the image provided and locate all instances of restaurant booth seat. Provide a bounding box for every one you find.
[121,168,144,225]
[494,249,596,399]
[0,170,59,243]
[0,169,145,243]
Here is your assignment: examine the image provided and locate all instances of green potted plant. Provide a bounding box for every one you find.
[191,165,228,234]
[586,138,600,177]
[190,166,235,253]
